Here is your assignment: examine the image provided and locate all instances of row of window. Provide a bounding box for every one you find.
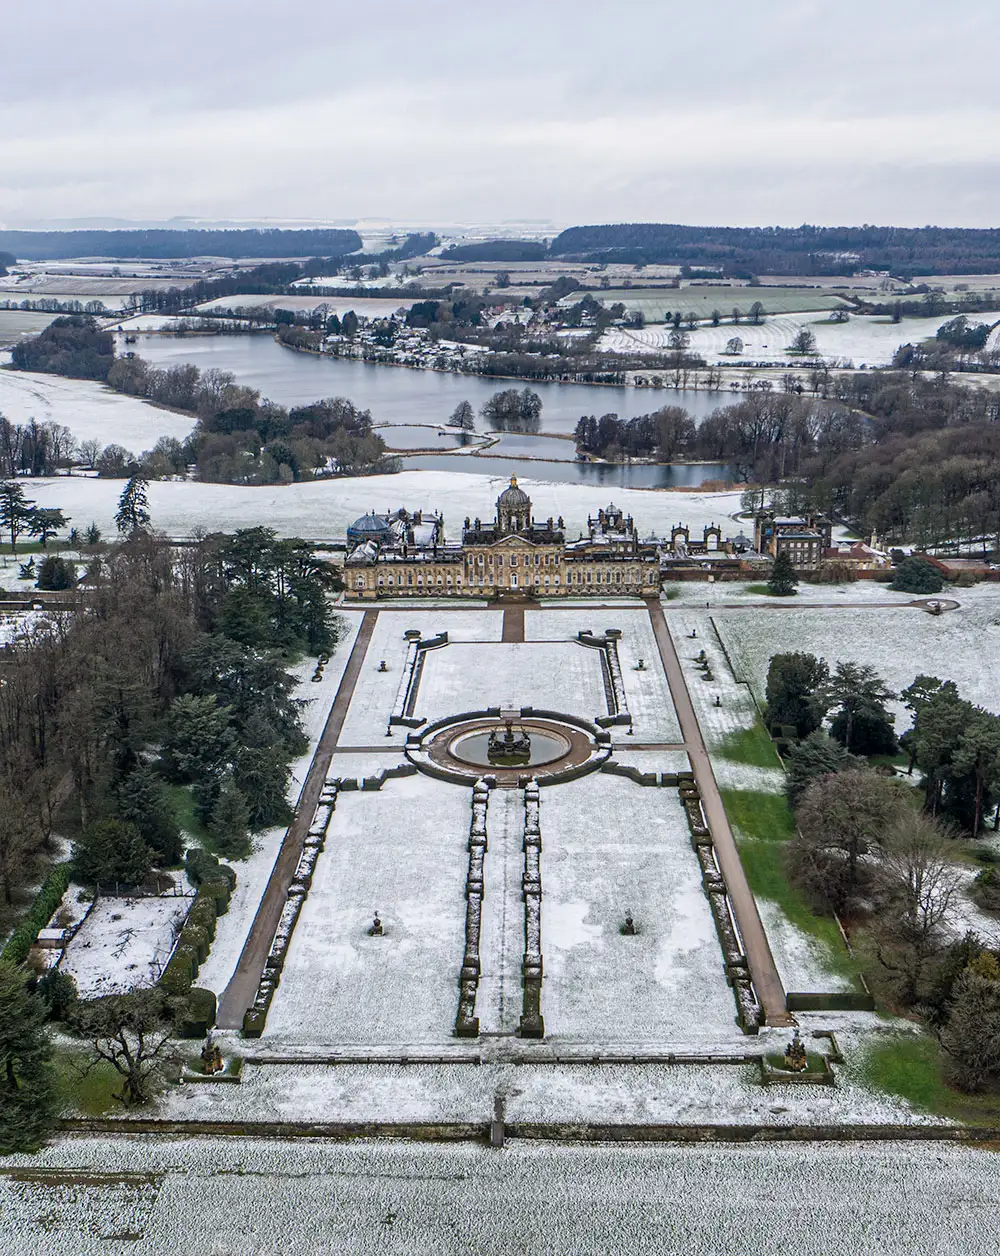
[356,566,653,591]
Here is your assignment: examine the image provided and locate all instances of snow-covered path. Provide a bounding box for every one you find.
[477,789,524,1035]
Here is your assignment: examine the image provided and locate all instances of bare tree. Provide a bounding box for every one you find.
[73,989,172,1105]
[870,812,960,1006]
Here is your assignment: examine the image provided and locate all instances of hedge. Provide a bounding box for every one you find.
[177,986,217,1039]
[1,864,71,966]
[185,847,236,893]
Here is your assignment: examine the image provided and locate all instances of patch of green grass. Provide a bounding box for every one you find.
[54,1051,124,1117]
[721,787,859,983]
[859,1035,1000,1122]
[164,783,210,846]
[720,788,796,843]
[661,585,680,601]
[742,583,771,595]
[716,724,783,769]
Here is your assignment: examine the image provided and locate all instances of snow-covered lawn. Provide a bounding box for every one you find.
[263,774,470,1046]
[60,892,194,998]
[600,310,1000,369]
[714,589,1000,723]
[417,641,608,723]
[20,472,743,543]
[335,609,502,747]
[541,774,738,1043]
[526,606,682,741]
[0,368,194,448]
[6,1135,998,1255]
[195,294,417,317]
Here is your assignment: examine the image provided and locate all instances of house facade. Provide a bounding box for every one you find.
[345,478,660,600]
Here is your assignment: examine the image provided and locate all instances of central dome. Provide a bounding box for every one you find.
[497,476,530,508]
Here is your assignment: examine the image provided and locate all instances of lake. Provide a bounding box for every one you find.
[131,333,736,486]
[132,333,726,435]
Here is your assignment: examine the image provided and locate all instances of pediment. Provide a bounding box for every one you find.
[491,535,539,549]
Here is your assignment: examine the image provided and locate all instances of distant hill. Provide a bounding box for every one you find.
[0,227,364,261]
[549,223,1000,276]
[441,240,548,263]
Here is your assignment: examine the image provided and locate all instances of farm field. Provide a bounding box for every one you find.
[600,310,1000,368]
[579,287,848,321]
[0,309,59,344]
[194,294,418,317]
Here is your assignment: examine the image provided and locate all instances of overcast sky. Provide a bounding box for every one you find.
[3,0,998,230]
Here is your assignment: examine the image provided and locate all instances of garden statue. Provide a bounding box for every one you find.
[714,695,721,707]
[635,658,646,671]
[369,912,383,936]
[487,720,531,765]
[201,1033,224,1076]
[783,1028,808,1072]
[690,629,697,638]
[622,912,636,936]
[378,659,388,672]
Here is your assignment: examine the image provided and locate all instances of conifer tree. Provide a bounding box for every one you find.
[0,962,58,1153]
[767,550,798,596]
[115,474,151,536]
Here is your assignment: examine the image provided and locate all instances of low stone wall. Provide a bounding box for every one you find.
[388,630,448,728]
[576,630,631,726]
[679,780,762,1034]
[242,782,338,1038]
[520,780,545,1038]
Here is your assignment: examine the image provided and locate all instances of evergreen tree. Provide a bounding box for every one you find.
[115,474,151,536]
[767,550,798,596]
[36,554,75,590]
[764,652,828,738]
[824,662,897,756]
[0,481,35,553]
[72,818,152,887]
[210,774,252,859]
[892,555,944,594]
[233,745,293,829]
[784,731,861,806]
[940,953,1000,1092]
[0,962,58,1153]
[116,767,183,866]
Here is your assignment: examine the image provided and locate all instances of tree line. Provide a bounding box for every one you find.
[549,222,1000,277]
[765,652,1000,1092]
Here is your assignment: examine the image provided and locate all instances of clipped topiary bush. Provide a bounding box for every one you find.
[200,877,233,916]
[186,896,217,942]
[160,945,198,997]
[180,923,210,965]
[177,987,217,1039]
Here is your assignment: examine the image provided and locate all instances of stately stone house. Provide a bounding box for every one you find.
[753,509,832,570]
[345,478,660,599]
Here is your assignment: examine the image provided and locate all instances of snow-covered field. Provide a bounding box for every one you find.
[417,641,608,723]
[335,608,502,747]
[4,1135,997,1256]
[0,368,194,448]
[542,775,738,1042]
[21,471,743,543]
[714,588,1000,722]
[59,892,194,998]
[601,311,1000,369]
[195,294,416,317]
[264,775,470,1047]
[525,606,683,742]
